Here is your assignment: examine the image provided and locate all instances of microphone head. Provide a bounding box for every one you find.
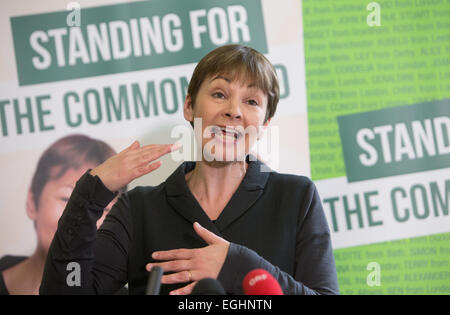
[145,266,164,295]
[242,269,283,295]
[191,278,226,295]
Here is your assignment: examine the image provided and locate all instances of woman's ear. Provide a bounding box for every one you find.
[263,117,271,128]
[26,189,38,221]
[183,94,194,123]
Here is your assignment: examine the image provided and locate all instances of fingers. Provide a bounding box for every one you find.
[144,223,228,294]
[151,248,194,261]
[162,270,193,285]
[169,282,197,295]
[141,144,175,162]
[91,141,181,192]
[193,222,222,245]
[147,259,192,274]
[125,141,181,158]
[140,142,181,154]
[137,160,162,177]
[133,143,181,165]
[129,140,141,150]
[122,140,140,153]
[127,142,182,178]
[146,248,196,287]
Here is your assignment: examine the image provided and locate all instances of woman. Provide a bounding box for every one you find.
[0,134,124,295]
[40,45,339,295]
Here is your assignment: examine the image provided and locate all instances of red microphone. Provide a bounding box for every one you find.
[242,269,283,295]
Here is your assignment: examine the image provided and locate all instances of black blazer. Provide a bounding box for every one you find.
[40,158,339,295]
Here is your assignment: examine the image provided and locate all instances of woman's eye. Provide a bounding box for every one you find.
[247,99,259,106]
[212,92,225,99]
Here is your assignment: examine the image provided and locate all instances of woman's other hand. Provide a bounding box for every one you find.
[146,222,230,295]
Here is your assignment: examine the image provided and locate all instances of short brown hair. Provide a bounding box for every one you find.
[187,45,280,123]
[30,134,124,207]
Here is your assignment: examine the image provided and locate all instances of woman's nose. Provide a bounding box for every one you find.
[224,100,242,120]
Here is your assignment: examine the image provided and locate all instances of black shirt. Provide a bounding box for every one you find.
[0,256,27,295]
[40,158,339,295]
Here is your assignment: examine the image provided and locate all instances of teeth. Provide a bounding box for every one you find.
[211,126,242,141]
[221,127,241,137]
[223,132,236,140]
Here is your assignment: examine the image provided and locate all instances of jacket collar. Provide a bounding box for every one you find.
[165,156,271,233]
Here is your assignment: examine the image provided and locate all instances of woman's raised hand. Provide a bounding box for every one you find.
[90,140,181,192]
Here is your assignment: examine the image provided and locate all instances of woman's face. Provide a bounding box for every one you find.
[185,74,270,162]
[28,164,116,253]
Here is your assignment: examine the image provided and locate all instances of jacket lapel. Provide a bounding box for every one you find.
[165,162,220,235]
[165,157,271,235]
[214,157,270,231]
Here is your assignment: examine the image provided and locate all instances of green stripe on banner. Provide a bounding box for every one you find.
[338,99,450,182]
[10,0,267,86]
[334,231,450,295]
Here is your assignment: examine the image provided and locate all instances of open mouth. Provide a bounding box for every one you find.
[210,126,244,143]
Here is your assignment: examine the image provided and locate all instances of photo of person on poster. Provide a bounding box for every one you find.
[0,134,126,295]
